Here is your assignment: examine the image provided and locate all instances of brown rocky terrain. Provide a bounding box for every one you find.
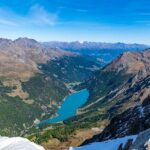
[105,49,150,78]
[0,37,74,83]
[42,129,101,150]
[0,38,74,101]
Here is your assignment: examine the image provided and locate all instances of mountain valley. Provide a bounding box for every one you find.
[24,44,150,150]
[0,37,150,150]
[1,0,150,149]
[0,38,100,136]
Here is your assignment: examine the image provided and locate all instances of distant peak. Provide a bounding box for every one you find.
[0,38,12,43]
[14,37,40,48]
[14,37,38,43]
[104,50,150,78]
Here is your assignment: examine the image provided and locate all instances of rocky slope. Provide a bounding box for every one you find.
[71,135,137,150]
[73,129,150,150]
[79,50,150,146]
[99,88,150,141]
[129,128,150,150]
[82,93,150,145]
[0,37,74,82]
[67,49,150,132]
[104,50,150,77]
[27,48,150,150]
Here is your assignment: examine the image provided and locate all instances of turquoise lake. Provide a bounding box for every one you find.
[40,89,89,125]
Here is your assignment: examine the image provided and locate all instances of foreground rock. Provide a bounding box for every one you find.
[129,128,150,150]
[0,137,45,150]
[81,94,150,145]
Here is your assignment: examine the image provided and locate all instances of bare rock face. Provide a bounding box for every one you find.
[118,139,133,150]
[0,37,74,82]
[145,139,150,150]
[81,86,150,146]
[105,50,150,79]
[129,128,150,150]
[0,137,45,150]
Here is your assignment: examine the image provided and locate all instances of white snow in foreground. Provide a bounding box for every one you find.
[0,137,45,150]
[70,135,137,150]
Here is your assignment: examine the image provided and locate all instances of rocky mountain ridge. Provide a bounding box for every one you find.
[81,96,150,150]
[43,41,148,51]
[66,49,150,139]
[105,50,150,77]
[43,41,149,64]
[0,37,74,82]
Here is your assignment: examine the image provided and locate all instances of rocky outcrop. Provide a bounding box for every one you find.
[118,139,133,150]
[82,92,150,146]
[0,37,74,82]
[105,50,150,78]
[129,128,150,150]
[116,129,150,150]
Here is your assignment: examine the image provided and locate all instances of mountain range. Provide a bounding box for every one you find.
[25,42,150,149]
[43,41,148,51]
[43,41,149,64]
[1,37,150,150]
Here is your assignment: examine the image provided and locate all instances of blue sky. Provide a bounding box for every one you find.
[0,0,150,44]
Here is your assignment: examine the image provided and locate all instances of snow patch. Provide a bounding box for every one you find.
[0,137,45,150]
[70,135,137,150]
[138,105,145,118]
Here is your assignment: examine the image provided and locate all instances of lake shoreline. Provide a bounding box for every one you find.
[39,89,89,125]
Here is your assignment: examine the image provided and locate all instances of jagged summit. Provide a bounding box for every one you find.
[14,37,40,48]
[0,37,75,81]
[15,37,38,42]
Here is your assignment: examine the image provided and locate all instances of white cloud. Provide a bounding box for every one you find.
[0,5,58,27]
[0,19,17,26]
[0,8,17,26]
[28,4,58,26]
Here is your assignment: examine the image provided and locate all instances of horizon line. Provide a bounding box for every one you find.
[0,36,149,46]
